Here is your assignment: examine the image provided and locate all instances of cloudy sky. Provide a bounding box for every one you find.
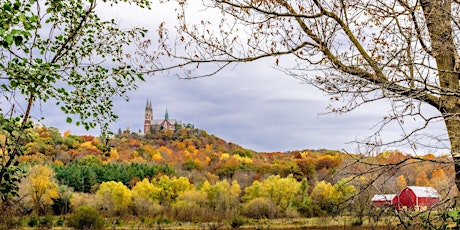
[32,1,448,154]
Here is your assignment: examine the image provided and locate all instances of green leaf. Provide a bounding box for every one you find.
[14,36,23,46]
[66,117,72,123]
[10,81,18,87]
[3,3,11,11]
[5,34,13,45]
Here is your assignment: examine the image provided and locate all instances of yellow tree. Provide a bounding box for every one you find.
[230,180,241,205]
[415,171,431,187]
[333,177,357,211]
[173,189,208,221]
[431,168,450,195]
[243,175,300,214]
[396,175,408,191]
[131,179,162,216]
[21,165,59,215]
[310,180,340,213]
[262,175,300,211]
[200,179,229,216]
[203,179,241,216]
[132,178,161,200]
[152,175,192,204]
[243,180,262,202]
[334,178,357,200]
[96,181,132,216]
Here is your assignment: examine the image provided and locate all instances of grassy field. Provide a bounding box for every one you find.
[91,216,401,230]
[2,215,414,229]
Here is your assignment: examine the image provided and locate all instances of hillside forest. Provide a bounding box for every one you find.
[0,125,456,228]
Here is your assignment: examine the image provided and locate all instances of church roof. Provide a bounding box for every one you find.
[151,119,181,125]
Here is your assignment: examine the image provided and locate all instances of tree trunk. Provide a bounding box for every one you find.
[422,0,460,191]
[445,116,460,192]
[422,0,460,192]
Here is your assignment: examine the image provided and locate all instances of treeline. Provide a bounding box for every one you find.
[52,158,173,193]
[15,163,356,222]
[1,125,457,228]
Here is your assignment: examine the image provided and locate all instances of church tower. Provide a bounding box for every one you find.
[144,99,153,134]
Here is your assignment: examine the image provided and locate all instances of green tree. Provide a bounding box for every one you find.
[0,0,150,206]
[294,178,314,217]
[52,185,73,215]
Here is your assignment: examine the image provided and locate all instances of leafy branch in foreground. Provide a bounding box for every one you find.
[0,0,151,208]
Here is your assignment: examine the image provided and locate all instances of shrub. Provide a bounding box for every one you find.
[70,192,98,211]
[39,216,53,228]
[0,206,21,229]
[172,190,207,221]
[284,207,301,218]
[243,198,276,219]
[230,216,246,229]
[132,196,163,217]
[351,218,363,226]
[27,216,39,227]
[68,205,104,230]
[56,217,64,227]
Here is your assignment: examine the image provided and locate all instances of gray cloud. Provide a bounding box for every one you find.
[27,2,449,154]
[101,59,393,152]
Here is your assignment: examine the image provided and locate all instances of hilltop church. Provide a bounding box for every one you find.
[144,99,182,134]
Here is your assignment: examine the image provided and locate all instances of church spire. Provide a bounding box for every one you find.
[165,108,169,120]
[146,98,152,109]
[144,98,153,134]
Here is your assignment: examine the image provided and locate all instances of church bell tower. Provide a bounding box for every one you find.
[144,99,153,134]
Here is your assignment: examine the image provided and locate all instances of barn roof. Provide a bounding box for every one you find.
[406,186,440,198]
[371,194,396,201]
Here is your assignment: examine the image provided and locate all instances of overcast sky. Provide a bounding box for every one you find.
[32,1,449,154]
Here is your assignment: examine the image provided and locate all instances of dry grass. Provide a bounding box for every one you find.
[106,216,401,230]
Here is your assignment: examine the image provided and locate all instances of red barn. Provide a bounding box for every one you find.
[371,194,397,208]
[394,186,440,210]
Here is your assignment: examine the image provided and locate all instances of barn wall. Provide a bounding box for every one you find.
[398,188,416,208]
[418,197,439,207]
[372,200,391,207]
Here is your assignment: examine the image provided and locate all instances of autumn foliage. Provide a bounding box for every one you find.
[0,125,456,227]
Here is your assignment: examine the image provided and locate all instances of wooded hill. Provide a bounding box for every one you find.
[3,124,456,228]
